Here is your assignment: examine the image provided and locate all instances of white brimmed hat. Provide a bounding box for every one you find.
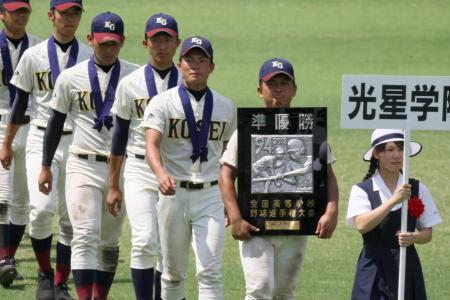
[363,129,422,161]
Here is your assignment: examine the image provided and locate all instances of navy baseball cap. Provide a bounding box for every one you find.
[259,58,295,82]
[145,13,178,38]
[91,12,124,44]
[50,0,82,11]
[180,36,213,58]
[1,0,31,11]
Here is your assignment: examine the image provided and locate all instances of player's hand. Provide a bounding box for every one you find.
[230,218,259,241]
[392,184,411,205]
[224,211,230,227]
[106,186,123,217]
[157,173,176,195]
[397,231,416,247]
[38,167,53,195]
[0,145,14,170]
[316,212,338,239]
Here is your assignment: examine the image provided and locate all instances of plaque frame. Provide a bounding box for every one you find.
[237,107,328,235]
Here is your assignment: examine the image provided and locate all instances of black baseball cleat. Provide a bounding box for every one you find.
[36,270,55,300]
[55,282,76,300]
[0,257,18,288]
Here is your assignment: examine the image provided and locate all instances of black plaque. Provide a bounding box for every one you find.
[237,107,328,235]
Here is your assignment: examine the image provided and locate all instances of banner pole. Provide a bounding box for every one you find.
[398,123,411,300]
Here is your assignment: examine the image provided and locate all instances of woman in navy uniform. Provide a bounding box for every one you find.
[346,129,442,300]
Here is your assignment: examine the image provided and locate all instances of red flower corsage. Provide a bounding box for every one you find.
[408,196,425,219]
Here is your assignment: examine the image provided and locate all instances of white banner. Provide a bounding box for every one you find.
[341,75,450,130]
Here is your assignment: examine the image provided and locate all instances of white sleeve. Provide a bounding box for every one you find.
[220,130,238,168]
[346,184,372,227]
[141,94,166,133]
[222,102,237,142]
[10,50,34,92]
[50,71,72,114]
[111,79,132,120]
[416,183,442,230]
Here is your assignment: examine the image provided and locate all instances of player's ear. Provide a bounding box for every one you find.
[209,62,215,74]
[257,83,263,98]
[176,38,181,48]
[176,61,181,69]
[47,10,54,22]
[87,34,94,46]
[143,39,148,48]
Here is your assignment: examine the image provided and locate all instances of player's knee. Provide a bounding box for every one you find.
[98,246,119,272]
[0,202,8,224]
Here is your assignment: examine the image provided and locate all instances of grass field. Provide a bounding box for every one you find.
[1,0,450,299]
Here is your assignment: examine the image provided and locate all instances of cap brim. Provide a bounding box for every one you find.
[3,2,31,11]
[261,71,294,82]
[363,141,422,161]
[93,33,124,44]
[54,3,82,11]
[180,45,211,58]
[146,28,178,38]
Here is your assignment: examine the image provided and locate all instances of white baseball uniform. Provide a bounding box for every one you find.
[141,86,236,300]
[0,33,41,226]
[111,64,181,270]
[10,38,92,245]
[220,130,336,300]
[50,57,138,271]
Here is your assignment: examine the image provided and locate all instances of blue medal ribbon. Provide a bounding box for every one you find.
[47,35,79,86]
[144,63,178,99]
[88,56,121,132]
[178,84,213,163]
[0,31,29,105]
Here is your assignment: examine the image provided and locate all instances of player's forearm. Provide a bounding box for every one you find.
[42,110,66,167]
[326,165,339,217]
[219,164,242,223]
[2,123,20,148]
[108,155,124,188]
[9,88,29,124]
[145,129,167,179]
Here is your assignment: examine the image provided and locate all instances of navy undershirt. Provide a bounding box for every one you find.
[152,65,172,79]
[96,62,116,73]
[111,115,131,156]
[42,109,67,167]
[9,89,29,124]
[187,87,207,102]
[6,36,24,48]
[54,38,75,53]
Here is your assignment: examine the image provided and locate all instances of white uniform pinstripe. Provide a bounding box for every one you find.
[50,58,138,271]
[0,34,41,226]
[111,65,182,270]
[142,87,236,300]
[10,39,92,245]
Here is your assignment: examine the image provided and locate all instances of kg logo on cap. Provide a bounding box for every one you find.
[272,61,284,69]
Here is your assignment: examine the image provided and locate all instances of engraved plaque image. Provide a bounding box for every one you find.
[237,107,328,235]
[251,135,313,194]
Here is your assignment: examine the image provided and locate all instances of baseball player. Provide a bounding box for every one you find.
[38,11,138,300]
[219,58,339,300]
[142,36,237,300]
[0,1,90,299]
[107,13,181,300]
[0,0,40,288]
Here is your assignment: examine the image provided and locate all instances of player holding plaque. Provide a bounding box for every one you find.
[219,58,339,299]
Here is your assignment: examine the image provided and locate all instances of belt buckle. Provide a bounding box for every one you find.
[185,181,194,191]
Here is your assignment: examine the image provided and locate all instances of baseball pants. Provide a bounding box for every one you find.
[0,120,29,225]
[26,125,72,245]
[66,153,125,271]
[123,156,160,270]
[158,185,224,300]
[239,235,308,300]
